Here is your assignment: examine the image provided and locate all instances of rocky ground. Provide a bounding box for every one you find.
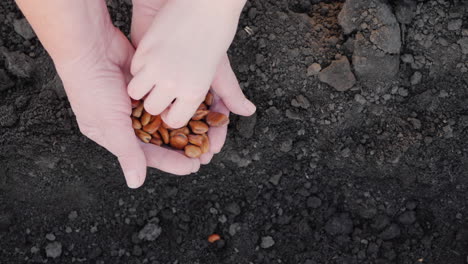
[1,0,468,263]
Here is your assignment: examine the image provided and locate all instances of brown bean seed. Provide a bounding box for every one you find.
[150,138,163,146]
[158,126,170,144]
[132,117,142,130]
[192,110,210,121]
[170,127,190,137]
[205,92,214,106]
[143,115,162,134]
[188,134,204,147]
[198,103,207,111]
[185,145,202,158]
[141,111,152,126]
[152,131,161,139]
[189,121,209,134]
[170,133,189,150]
[206,112,229,127]
[132,103,144,118]
[201,134,210,154]
[135,129,151,143]
[131,99,141,109]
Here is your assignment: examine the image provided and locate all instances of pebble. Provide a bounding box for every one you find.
[398,211,417,225]
[0,69,14,92]
[229,223,241,236]
[379,223,401,240]
[45,233,56,241]
[291,95,310,109]
[68,211,78,221]
[410,71,422,85]
[260,236,275,249]
[225,202,241,216]
[458,38,468,54]
[448,19,462,31]
[280,138,293,152]
[355,94,367,105]
[13,18,36,40]
[1,49,34,78]
[307,63,322,76]
[325,214,354,236]
[269,172,282,186]
[318,56,356,91]
[45,242,62,259]
[307,196,322,209]
[138,223,162,241]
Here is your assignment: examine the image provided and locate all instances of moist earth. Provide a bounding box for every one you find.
[1,0,468,263]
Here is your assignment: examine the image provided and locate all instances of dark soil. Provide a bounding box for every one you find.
[1,0,468,263]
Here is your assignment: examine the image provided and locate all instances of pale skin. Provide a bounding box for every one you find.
[15,0,256,188]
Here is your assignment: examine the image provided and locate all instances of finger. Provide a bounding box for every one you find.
[212,55,256,116]
[131,0,169,47]
[143,87,176,116]
[141,143,200,175]
[206,94,230,154]
[102,120,147,189]
[161,97,202,129]
[200,152,214,165]
[127,67,155,100]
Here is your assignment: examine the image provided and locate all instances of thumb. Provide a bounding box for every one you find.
[102,119,147,189]
[211,55,256,117]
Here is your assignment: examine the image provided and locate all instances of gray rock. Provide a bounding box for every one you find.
[410,71,422,85]
[318,56,356,91]
[1,50,34,78]
[325,214,354,236]
[291,95,310,109]
[138,223,162,241]
[353,34,400,80]
[45,242,62,259]
[379,224,401,240]
[307,63,321,76]
[13,18,36,40]
[45,75,67,99]
[307,196,322,209]
[280,138,293,152]
[369,24,401,54]
[236,113,256,139]
[228,223,241,236]
[0,69,14,92]
[0,105,18,127]
[395,0,416,24]
[458,38,468,54]
[448,19,462,31]
[398,211,417,225]
[269,172,282,186]
[225,202,241,216]
[260,236,275,249]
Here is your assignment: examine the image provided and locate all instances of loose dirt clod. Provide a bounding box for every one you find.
[132,92,228,158]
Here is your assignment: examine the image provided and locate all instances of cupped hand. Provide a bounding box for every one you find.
[55,25,200,188]
[131,0,256,164]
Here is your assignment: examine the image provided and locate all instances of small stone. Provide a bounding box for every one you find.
[325,214,354,236]
[269,172,282,186]
[398,88,409,97]
[458,38,468,55]
[225,202,241,216]
[236,113,257,139]
[0,69,14,92]
[448,19,462,31]
[395,0,416,24]
[229,223,241,236]
[260,236,275,249]
[307,196,322,209]
[255,54,265,65]
[291,95,310,109]
[379,224,401,240]
[45,233,56,241]
[13,18,36,40]
[307,63,322,76]
[0,105,18,127]
[1,50,34,78]
[369,24,401,54]
[318,56,356,92]
[45,242,62,259]
[68,211,78,221]
[280,138,293,152]
[355,94,367,104]
[410,72,422,85]
[138,223,162,241]
[398,211,417,225]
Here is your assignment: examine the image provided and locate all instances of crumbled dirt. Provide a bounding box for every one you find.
[1,0,468,263]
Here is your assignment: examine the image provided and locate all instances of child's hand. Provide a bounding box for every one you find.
[128,0,253,129]
[131,0,255,164]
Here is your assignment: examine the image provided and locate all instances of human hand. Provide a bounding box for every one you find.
[128,0,254,130]
[130,0,255,164]
[55,22,199,188]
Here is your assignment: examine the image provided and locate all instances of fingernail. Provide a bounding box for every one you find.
[191,159,200,173]
[243,99,256,114]
[125,170,141,189]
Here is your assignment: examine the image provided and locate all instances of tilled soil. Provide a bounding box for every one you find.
[1,0,468,263]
